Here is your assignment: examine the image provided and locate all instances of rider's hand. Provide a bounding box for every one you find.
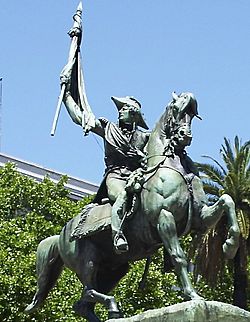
[68,27,81,38]
[127,149,145,162]
[99,117,109,126]
[60,58,76,90]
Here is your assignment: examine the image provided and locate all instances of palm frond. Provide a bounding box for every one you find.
[240,146,250,177]
[236,209,250,240]
[220,137,235,171]
[197,162,225,187]
[241,198,250,208]
[235,148,250,180]
[242,140,250,150]
[227,137,250,177]
[200,155,227,176]
[224,174,240,202]
[193,220,227,286]
[196,135,250,295]
[202,181,220,197]
[207,195,220,205]
[234,136,241,155]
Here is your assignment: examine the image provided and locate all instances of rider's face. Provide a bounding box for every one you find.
[119,104,138,124]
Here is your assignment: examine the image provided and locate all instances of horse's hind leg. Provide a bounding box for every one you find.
[73,298,100,322]
[200,194,240,259]
[82,288,121,320]
[74,285,121,321]
[157,209,202,300]
[73,242,122,321]
[96,263,129,319]
[80,264,129,320]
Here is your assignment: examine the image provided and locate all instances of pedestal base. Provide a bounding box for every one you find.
[107,300,250,322]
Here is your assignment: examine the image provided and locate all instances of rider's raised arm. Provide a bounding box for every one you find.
[59,6,105,138]
[63,89,105,138]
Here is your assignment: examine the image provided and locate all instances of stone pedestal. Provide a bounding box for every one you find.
[107,300,250,322]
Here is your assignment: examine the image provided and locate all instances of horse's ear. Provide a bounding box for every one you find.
[172,91,178,101]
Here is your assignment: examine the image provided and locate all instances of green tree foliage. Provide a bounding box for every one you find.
[0,163,91,321]
[196,136,250,310]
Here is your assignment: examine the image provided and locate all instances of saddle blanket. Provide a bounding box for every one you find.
[70,203,112,240]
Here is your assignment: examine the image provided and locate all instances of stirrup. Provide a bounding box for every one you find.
[113,233,129,254]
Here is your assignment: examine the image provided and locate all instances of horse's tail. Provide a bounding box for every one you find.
[25,235,63,313]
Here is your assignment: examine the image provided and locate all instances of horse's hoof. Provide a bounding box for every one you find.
[191,294,204,301]
[223,241,238,259]
[24,296,40,313]
[184,291,204,301]
[222,225,239,259]
[108,310,123,319]
[24,302,37,314]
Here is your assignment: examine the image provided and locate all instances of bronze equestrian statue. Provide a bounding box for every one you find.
[25,91,240,321]
[26,4,240,322]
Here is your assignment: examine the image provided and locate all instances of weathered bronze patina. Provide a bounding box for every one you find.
[26,3,240,321]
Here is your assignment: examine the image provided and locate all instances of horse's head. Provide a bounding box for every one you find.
[163,92,201,155]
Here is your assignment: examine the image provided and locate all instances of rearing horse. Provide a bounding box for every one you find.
[25,92,240,322]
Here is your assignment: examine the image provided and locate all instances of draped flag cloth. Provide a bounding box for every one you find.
[51,2,94,136]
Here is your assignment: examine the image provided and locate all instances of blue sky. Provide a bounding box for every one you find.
[0,1,250,185]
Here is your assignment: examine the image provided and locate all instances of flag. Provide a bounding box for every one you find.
[51,2,94,136]
[60,2,94,133]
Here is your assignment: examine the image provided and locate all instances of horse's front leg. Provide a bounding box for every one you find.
[157,209,203,300]
[200,194,240,259]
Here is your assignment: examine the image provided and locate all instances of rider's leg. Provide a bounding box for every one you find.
[112,191,129,253]
[157,209,202,300]
[106,175,129,253]
[111,190,127,233]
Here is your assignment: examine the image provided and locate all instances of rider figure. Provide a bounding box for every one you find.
[63,89,149,254]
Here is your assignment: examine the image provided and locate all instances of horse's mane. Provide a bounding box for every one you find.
[146,100,176,158]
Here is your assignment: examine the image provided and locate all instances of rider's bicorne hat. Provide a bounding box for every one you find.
[111,96,149,130]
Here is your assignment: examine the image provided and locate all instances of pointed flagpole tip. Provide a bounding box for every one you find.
[77,2,83,13]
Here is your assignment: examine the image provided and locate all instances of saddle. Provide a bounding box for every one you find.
[70,169,144,241]
[70,192,141,241]
[70,203,112,241]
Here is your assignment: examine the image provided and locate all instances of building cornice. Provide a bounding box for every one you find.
[0,153,98,201]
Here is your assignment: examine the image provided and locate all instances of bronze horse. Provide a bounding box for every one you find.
[25,92,240,321]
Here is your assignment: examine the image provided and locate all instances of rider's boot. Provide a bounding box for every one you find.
[111,190,129,254]
[113,232,129,254]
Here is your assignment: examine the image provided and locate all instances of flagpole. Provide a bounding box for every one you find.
[50,2,83,136]
[50,83,66,136]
